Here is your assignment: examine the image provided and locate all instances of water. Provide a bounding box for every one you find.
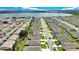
[0,13,72,18]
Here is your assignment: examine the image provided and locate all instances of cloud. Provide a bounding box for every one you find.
[22,7,47,11]
[27,8,42,10]
[61,7,76,10]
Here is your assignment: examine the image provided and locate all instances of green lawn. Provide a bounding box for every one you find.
[41,41,46,42]
[52,36,57,40]
[67,32,79,45]
[73,14,79,19]
[41,44,47,49]
[54,41,60,46]
[41,35,46,39]
[13,37,28,51]
[57,47,63,51]
[60,28,66,34]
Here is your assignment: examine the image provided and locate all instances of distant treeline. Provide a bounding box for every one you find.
[0,10,79,15]
[0,10,50,13]
[61,10,79,15]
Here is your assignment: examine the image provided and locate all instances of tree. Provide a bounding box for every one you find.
[6,17,10,19]
[18,30,28,39]
[3,21,8,24]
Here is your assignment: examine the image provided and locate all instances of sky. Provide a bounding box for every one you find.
[0,0,79,11]
[0,0,79,7]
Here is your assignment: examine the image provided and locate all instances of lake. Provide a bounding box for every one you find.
[0,13,72,18]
